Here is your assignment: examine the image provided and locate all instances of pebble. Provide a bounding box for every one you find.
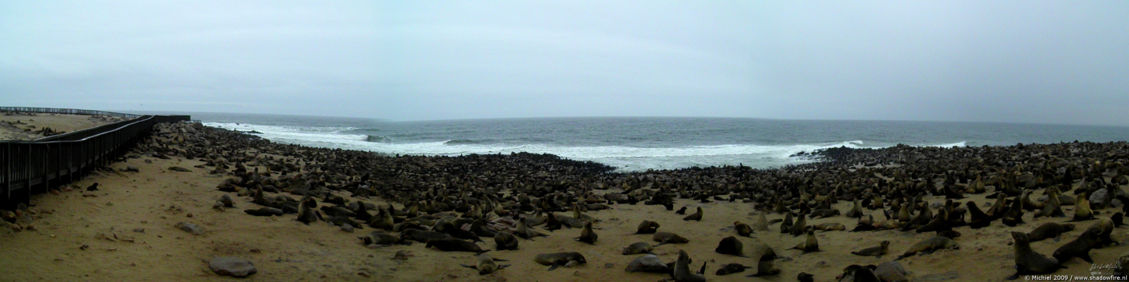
[209,257,257,278]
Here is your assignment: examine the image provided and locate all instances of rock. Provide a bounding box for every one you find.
[175,222,204,235]
[209,257,257,278]
[340,224,355,233]
[874,261,909,282]
[392,250,412,260]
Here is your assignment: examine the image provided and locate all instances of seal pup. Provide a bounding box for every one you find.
[425,238,489,253]
[402,229,455,243]
[360,231,409,246]
[625,254,669,273]
[675,206,688,215]
[683,207,702,221]
[622,242,654,255]
[746,241,780,277]
[1011,232,1062,279]
[1052,228,1099,263]
[715,263,749,275]
[672,250,706,282]
[534,252,586,270]
[244,207,284,216]
[796,272,814,282]
[791,230,819,253]
[636,220,660,234]
[851,240,889,257]
[576,222,597,244]
[494,231,518,250]
[460,253,510,275]
[515,220,548,239]
[653,231,690,245]
[734,221,753,237]
[846,200,863,218]
[896,236,958,260]
[715,236,744,256]
[873,261,909,282]
[1027,222,1074,242]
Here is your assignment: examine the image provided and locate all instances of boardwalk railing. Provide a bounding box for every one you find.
[1,110,190,208]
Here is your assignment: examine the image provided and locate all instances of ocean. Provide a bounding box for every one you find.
[189,113,1129,172]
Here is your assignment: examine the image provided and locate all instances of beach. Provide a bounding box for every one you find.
[1,120,1128,281]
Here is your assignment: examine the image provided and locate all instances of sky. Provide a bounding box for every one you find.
[1,1,1127,125]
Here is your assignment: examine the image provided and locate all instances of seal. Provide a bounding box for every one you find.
[672,250,706,282]
[683,207,702,221]
[675,206,688,215]
[636,220,660,234]
[576,222,597,244]
[296,196,320,224]
[653,231,690,245]
[494,230,518,250]
[896,236,958,260]
[746,240,780,277]
[790,213,807,236]
[1071,191,1094,221]
[837,265,880,282]
[534,252,586,271]
[791,230,819,253]
[622,241,654,255]
[1026,222,1074,242]
[1011,232,1062,279]
[734,221,753,237]
[714,263,749,275]
[402,229,455,243]
[851,240,889,257]
[624,254,668,273]
[1052,228,1098,263]
[967,201,991,229]
[780,212,794,234]
[715,236,744,256]
[360,231,409,246]
[425,238,488,253]
[460,253,510,275]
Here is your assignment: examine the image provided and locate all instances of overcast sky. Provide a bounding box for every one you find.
[1,1,1127,125]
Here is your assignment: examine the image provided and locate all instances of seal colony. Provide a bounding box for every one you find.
[4,121,1129,280]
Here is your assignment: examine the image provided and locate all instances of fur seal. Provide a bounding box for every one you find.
[425,238,488,253]
[625,254,668,273]
[402,228,455,243]
[873,261,909,282]
[622,241,655,255]
[797,272,814,282]
[296,196,320,224]
[1027,222,1074,242]
[534,252,586,270]
[672,250,706,282]
[896,236,958,260]
[734,221,753,237]
[653,231,690,245]
[714,263,749,275]
[790,213,807,236]
[791,230,819,253]
[683,207,702,221]
[494,231,518,250]
[1071,191,1094,221]
[780,212,794,234]
[715,236,744,256]
[360,231,409,246]
[846,200,863,218]
[576,222,597,244]
[1011,232,1063,279]
[1052,228,1098,263]
[837,264,880,282]
[967,201,992,228]
[460,254,510,275]
[675,206,688,215]
[851,240,889,257]
[244,207,284,216]
[636,220,660,234]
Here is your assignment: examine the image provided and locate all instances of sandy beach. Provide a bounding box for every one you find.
[0,111,127,141]
[1,119,1128,282]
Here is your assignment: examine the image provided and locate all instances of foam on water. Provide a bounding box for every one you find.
[203,122,962,171]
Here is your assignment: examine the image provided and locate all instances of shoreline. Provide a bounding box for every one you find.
[1,121,1127,281]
